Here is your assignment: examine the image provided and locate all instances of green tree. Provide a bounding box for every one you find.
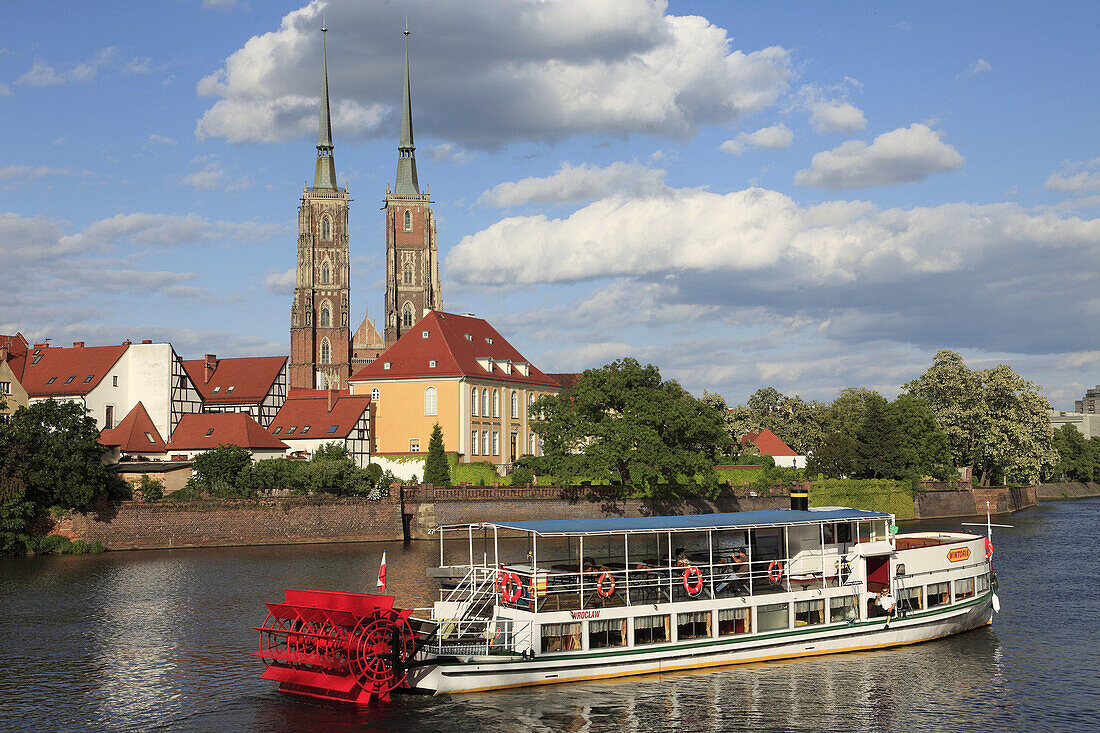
[312,442,349,461]
[888,394,954,480]
[243,458,304,494]
[726,387,824,455]
[136,475,164,501]
[530,358,727,495]
[906,350,982,475]
[854,393,905,479]
[188,444,254,497]
[423,423,451,486]
[1051,424,1088,480]
[806,431,858,478]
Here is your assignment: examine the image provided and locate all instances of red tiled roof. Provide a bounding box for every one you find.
[1,333,29,381]
[348,311,559,387]
[167,412,288,451]
[180,355,287,404]
[740,428,799,457]
[22,343,129,397]
[98,402,166,452]
[268,393,371,440]
[547,373,582,390]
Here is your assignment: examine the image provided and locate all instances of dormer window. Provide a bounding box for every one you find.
[287,426,297,435]
[274,427,283,435]
[422,330,430,339]
[300,426,310,434]
[328,425,339,434]
[145,432,155,443]
[429,360,437,368]
[383,362,391,370]
[212,386,221,394]
[46,377,57,385]
[226,386,235,394]
[486,337,493,345]
[464,333,472,341]
[31,354,42,365]
[83,375,94,383]
[64,376,75,384]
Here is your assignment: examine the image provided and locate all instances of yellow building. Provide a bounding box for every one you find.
[348,311,561,475]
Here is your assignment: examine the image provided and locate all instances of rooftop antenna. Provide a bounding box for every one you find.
[404,13,409,37]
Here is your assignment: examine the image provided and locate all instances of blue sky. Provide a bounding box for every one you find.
[2,1,1098,409]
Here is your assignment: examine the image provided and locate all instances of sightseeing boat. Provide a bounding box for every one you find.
[253,500,999,703]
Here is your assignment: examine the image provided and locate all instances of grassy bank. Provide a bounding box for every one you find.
[809,478,915,520]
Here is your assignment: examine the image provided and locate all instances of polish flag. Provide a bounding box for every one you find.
[377,551,387,592]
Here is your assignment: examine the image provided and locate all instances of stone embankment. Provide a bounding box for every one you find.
[1035,481,1100,500]
[46,482,1043,552]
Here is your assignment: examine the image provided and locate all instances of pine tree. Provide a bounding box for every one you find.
[423,423,451,486]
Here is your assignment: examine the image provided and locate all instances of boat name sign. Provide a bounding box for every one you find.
[947,547,971,562]
[572,609,601,620]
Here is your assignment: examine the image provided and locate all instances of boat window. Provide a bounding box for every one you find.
[588,619,626,649]
[836,522,852,544]
[795,599,825,627]
[898,586,923,612]
[717,607,751,636]
[633,615,669,645]
[540,622,582,653]
[870,521,888,541]
[829,593,859,623]
[954,577,975,600]
[976,573,990,594]
[927,582,951,608]
[757,602,789,632]
[676,611,711,641]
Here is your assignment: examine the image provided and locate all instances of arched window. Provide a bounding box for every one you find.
[481,388,489,416]
[403,209,412,231]
[403,264,413,284]
[402,304,413,328]
[370,387,380,401]
[320,338,331,364]
[424,386,438,416]
[321,215,331,240]
[511,391,518,418]
[320,302,331,327]
[321,262,330,285]
[471,386,478,416]
[492,389,500,418]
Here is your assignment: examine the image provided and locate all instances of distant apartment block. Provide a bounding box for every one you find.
[1049,410,1100,440]
[1075,386,1100,414]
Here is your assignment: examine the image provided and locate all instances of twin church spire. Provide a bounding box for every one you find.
[312,23,420,195]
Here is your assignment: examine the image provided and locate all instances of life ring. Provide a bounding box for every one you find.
[682,566,704,596]
[984,537,993,560]
[501,572,522,604]
[596,571,616,598]
[768,560,784,582]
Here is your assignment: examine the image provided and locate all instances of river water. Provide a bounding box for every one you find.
[2,499,1098,732]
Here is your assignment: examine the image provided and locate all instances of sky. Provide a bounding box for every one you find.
[2,0,1099,410]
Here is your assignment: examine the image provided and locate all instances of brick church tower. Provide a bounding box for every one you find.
[289,26,353,390]
[383,29,442,346]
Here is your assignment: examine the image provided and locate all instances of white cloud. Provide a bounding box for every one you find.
[0,81,10,96]
[794,123,963,189]
[195,0,792,148]
[477,161,668,207]
[203,0,239,9]
[145,134,177,147]
[16,46,151,86]
[0,165,94,181]
[810,101,867,133]
[959,58,993,79]
[425,143,475,165]
[265,268,297,294]
[720,124,793,155]
[180,157,251,191]
[1045,158,1100,193]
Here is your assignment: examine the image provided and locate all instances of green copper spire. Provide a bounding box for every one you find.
[394,22,420,195]
[314,24,338,190]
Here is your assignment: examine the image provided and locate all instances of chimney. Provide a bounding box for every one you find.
[327,388,338,412]
[204,354,217,384]
[141,339,152,344]
[122,339,132,346]
[790,482,809,512]
[33,343,49,349]
[0,345,8,362]
[73,341,84,348]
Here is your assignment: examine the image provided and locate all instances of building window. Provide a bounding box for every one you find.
[486,337,493,345]
[481,430,489,456]
[510,391,518,418]
[424,386,438,416]
[273,427,282,435]
[634,614,670,645]
[404,265,413,284]
[492,431,500,456]
[429,360,437,368]
[589,619,626,649]
[403,209,412,231]
[422,330,430,339]
[321,262,331,285]
[676,611,711,641]
[327,424,339,434]
[105,405,114,430]
[64,376,75,384]
[300,426,310,435]
[471,430,478,455]
[321,215,331,240]
[144,432,156,443]
[205,428,215,437]
[410,438,420,452]
[403,304,413,328]
[492,389,500,417]
[0,382,9,395]
[320,338,332,364]
[718,607,751,636]
[112,376,118,387]
[383,362,391,370]
[464,333,472,341]
[370,387,380,401]
[320,302,331,328]
[46,377,57,385]
[529,432,536,456]
[470,387,478,416]
[481,388,489,416]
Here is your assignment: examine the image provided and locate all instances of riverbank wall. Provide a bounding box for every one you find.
[46,482,1039,551]
[1035,481,1100,500]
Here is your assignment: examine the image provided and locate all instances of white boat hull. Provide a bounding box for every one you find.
[410,593,994,695]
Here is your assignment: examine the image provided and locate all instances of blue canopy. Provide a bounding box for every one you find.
[474,508,891,537]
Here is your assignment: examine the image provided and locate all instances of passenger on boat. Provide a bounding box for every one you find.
[876,588,897,627]
[714,548,749,595]
[675,548,691,567]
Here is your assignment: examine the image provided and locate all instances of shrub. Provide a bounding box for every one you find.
[509,465,534,486]
[137,475,165,501]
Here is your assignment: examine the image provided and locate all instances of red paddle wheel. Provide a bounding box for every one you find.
[252,589,432,704]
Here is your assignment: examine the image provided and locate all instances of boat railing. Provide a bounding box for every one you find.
[426,617,535,657]
[486,554,858,613]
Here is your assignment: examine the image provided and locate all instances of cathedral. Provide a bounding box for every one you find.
[289,26,441,390]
